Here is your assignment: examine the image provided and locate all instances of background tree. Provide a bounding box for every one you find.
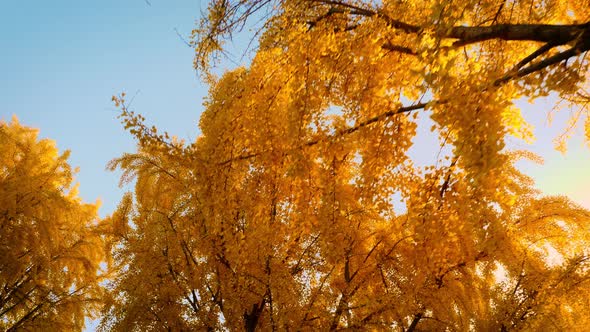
[102,0,590,331]
[0,117,104,331]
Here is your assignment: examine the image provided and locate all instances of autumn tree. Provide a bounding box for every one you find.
[102,0,590,331]
[0,117,104,331]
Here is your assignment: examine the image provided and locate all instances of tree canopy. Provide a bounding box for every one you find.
[0,117,104,331]
[98,0,590,331]
[5,0,590,330]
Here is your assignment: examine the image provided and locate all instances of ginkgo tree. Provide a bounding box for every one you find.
[101,0,590,331]
[0,117,104,331]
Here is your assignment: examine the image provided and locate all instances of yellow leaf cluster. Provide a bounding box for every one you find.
[0,117,104,331]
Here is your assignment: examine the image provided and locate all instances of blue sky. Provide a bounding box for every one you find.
[1,1,209,216]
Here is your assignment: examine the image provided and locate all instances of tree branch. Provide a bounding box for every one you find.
[513,42,558,71]
[308,1,590,85]
[382,42,416,55]
[495,43,589,86]
[311,0,420,33]
[314,0,588,46]
[450,23,587,46]
[407,312,423,332]
[218,101,429,165]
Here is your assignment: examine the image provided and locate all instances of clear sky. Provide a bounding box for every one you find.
[514,98,590,208]
[1,0,209,217]
[1,1,589,330]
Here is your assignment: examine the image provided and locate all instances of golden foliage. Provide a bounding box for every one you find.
[102,0,590,331]
[0,117,104,331]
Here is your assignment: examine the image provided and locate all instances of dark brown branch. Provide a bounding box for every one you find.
[289,234,320,275]
[244,299,266,332]
[407,312,423,332]
[308,1,590,86]
[306,7,342,29]
[491,2,505,25]
[513,42,557,71]
[315,0,588,46]
[494,43,589,86]
[450,23,587,46]
[378,265,389,293]
[315,102,429,142]
[6,302,45,332]
[382,42,417,55]
[313,0,420,33]
[218,151,260,166]
[217,102,429,165]
[329,292,348,331]
[349,238,383,282]
[301,265,336,326]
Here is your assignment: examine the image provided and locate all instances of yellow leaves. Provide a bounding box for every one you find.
[104,193,133,241]
[0,117,104,331]
[502,104,535,143]
[97,0,590,330]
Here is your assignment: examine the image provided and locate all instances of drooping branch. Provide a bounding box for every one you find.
[513,42,559,71]
[331,102,429,137]
[217,101,429,165]
[495,42,590,86]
